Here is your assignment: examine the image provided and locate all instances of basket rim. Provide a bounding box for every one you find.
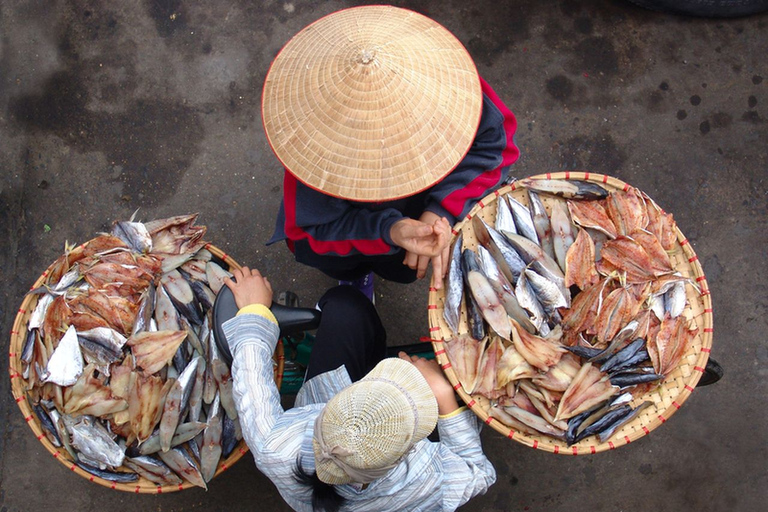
[8,240,282,492]
[427,171,713,455]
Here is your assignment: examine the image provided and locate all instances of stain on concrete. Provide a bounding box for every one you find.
[639,463,653,475]
[700,120,711,135]
[571,36,618,76]
[558,134,626,173]
[8,68,203,205]
[711,112,732,129]
[677,110,688,120]
[645,89,666,113]
[748,96,758,108]
[574,17,593,35]
[753,75,763,84]
[546,75,574,102]
[690,95,702,106]
[145,0,186,38]
[742,111,766,124]
[659,81,670,91]
[464,3,530,67]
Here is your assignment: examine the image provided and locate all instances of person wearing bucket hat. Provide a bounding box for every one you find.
[264,5,519,300]
[223,266,496,511]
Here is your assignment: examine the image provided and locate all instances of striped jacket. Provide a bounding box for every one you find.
[268,77,519,268]
[224,310,496,511]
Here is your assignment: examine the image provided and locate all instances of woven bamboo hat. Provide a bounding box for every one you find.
[312,358,439,485]
[262,5,482,202]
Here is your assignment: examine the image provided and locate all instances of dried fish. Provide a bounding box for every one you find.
[528,191,555,261]
[443,335,487,394]
[443,233,464,336]
[463,249,512,340]
[521,178,609,200]
[510,320,565,372]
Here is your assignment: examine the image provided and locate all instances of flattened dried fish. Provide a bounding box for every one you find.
[42,325,83,387]
[443,335,486,394]
[521,178,609,200]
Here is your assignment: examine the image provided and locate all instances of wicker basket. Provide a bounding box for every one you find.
[8,241,284,492]
[428,172,713,454]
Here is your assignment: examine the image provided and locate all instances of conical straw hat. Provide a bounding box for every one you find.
[262,5,482,202]
[313,358,438,485]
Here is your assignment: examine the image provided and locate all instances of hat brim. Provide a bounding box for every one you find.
[262,5,482,202]
[313,358,438,485]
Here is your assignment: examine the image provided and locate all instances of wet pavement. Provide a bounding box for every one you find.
[1,1,766,511]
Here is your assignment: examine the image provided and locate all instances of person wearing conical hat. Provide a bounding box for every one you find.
[265,6,519,301]
[223,265,496,511]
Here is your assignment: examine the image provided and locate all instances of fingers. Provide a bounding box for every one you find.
[398,351,424,363]
[403,250,419,270]
[430,254,443,289]
[416,254,429,279]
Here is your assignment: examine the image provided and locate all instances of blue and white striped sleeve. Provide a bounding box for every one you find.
[437,407,497,509]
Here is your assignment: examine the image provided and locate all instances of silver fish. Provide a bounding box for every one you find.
[524,268,569,318]
[550,199,575,272]
[477,246,536,334]
[514,271,547,335]
[501,231,569,305]
[179,259,209,283]
[443,233,464,336]
[221,415,240,458]
[472,217,526,284]
[521,178,609,200]
[155,285,182,331]
[34,403,62,447]
[507,196,539,244]
[112,219,152,254]
[205,261,232,295]
[159,356,201,452]
[211,356,237,420]
[124,456,183,486]
[649,294,666,321]
[42,325,84,386]
[158,447,207,490]
[495,195,517,234]
[77,327,128,375]
[191,280,217,311]
[597,402,653,443]
[187,358,207,424]
[76,461,139,483]
[139,421,207,455]
[66,415,126,470]
[463,250,512,340]
[665,281,687,318]
[161,269,203,325]
[131,282,156,336]
[201,393,223,482]
[528,191,555,261]
[49,407,78,460]
[28,293,54,331]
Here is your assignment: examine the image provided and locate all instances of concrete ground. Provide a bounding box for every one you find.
[1,1,766,511]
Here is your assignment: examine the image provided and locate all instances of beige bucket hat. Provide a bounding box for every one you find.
[262,5,482,202]
[312,357,439,485]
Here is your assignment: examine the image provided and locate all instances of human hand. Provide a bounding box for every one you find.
[399,213,452,289]
[224,266,273,310]
[398,352,459,416]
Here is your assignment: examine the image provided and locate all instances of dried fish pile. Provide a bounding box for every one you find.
[18,213,246,489]
[439,177,703,447]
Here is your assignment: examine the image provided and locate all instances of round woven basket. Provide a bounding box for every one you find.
[8,241,284,492]
[428,172,713,454]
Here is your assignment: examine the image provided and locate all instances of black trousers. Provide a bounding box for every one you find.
[304,286,388,382]
[294,242,418,284]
